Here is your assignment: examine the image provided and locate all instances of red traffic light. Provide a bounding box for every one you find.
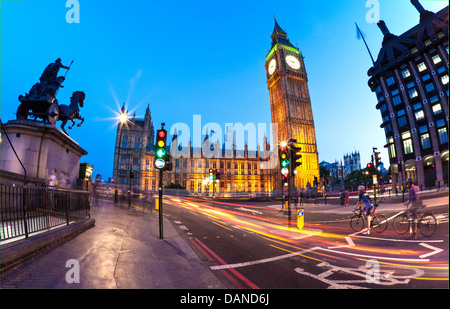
[158,130,166,138]
[209,169,213,174]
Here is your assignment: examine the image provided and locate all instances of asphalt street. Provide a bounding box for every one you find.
[163,194,449,289]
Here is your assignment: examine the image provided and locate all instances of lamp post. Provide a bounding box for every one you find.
[114,105,128,204]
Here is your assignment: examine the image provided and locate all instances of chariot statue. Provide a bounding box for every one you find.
[17,58,85,136]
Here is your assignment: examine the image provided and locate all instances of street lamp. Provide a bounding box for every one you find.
[114,104,128,203]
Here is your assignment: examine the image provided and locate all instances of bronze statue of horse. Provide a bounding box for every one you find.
[58,91,85,136]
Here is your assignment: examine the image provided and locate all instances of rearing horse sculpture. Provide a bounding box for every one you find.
[58,91,85,136]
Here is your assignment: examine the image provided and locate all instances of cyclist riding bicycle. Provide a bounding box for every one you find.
[404,177,422,217]
[355,185,374,234]
[355,186,373,214]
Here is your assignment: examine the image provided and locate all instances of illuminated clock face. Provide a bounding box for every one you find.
[286,55,301,70]
[268,58,277,75]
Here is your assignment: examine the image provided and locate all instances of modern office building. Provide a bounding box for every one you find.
[367,0,448,189]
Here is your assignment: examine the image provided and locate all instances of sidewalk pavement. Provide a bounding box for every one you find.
[0,198,225,289]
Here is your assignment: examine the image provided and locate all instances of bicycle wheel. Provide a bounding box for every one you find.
[393,213,410,235]
[418,213,437,238]
[371,214,388,233]
[350,214,365,232]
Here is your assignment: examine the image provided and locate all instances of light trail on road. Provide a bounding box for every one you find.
[164,196,448,286]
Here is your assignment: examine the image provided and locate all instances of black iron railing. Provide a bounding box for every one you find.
[0,183,90,242]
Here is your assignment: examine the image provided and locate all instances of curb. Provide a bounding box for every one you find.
[0,218,95,274]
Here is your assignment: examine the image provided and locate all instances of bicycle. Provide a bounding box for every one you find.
[393,205,437,238]
[350,204,388,233]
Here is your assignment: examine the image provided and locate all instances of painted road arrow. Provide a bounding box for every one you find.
[419,243,444,259]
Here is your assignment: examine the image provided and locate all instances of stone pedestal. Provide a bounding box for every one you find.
[0,120,88,187]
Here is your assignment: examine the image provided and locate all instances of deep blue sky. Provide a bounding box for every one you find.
[1,0,447,179]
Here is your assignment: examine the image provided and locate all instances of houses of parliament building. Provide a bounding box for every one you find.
[112,106,275,195]
[112,19,320,195]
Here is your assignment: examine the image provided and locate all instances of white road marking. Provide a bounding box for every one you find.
[419,243,444,258]
[328,236,355,249]
[210,247,320,270]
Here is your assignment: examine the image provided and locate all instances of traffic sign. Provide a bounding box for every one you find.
[297,209,304,230]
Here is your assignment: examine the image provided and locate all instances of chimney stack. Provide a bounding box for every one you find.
[411,0,425,13]
[377,21,391,36]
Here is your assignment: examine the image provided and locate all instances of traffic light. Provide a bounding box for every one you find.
[215,169,221,180]
[162,154,173,171]
[366,163,373,173]
[155,129,167,169]
[279,143,290,170]
[282,174,288,187]
[374,152,382,169]
[209,168,214,181]
[291,144,302,170]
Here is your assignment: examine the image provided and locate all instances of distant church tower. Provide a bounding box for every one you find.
[265,19,320,189]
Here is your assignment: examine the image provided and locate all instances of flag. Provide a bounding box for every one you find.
[356,23,363,40]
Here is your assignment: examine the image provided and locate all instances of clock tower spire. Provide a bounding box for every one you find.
[265,19,320,190]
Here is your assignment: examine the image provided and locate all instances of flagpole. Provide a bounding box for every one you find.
[355,23,375,66]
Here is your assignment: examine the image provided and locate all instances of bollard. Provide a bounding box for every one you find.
[297,209,304,230]
[155,198,159,210]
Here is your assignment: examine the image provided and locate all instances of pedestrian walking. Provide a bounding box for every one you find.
[344,189,350,205]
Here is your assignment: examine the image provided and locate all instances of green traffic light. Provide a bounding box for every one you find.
[281,159,289,167]
[156,148,166,158]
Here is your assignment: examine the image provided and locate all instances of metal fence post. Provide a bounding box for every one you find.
[22,186,29,239]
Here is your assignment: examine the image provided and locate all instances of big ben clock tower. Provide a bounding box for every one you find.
[265,19,319,189]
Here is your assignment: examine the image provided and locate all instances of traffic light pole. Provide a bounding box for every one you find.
[159,168,163,239]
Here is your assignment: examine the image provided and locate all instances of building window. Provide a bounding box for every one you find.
[122,135,128,148]
[386,76,395,86]
[417,62,427,72]
[132,157,139,171]
[388,137,396,158]
[438,127,448,144]
[402,131,414,155]
[401,68,411,79]
[384,123,392,134]
[420,133,431,149]
[408,88,418,99]
[398,116,407,128]
[432,54,442,64]
[441,75,449,85]
[429,95,439,104]
[413,102,422,110]
[134,137,141,149]
[392,95,402,106]
[414,110,425,121]
[422,74,430,82]
[432,104,442,114]
[425,83,435,92]
[380,104,387,113]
